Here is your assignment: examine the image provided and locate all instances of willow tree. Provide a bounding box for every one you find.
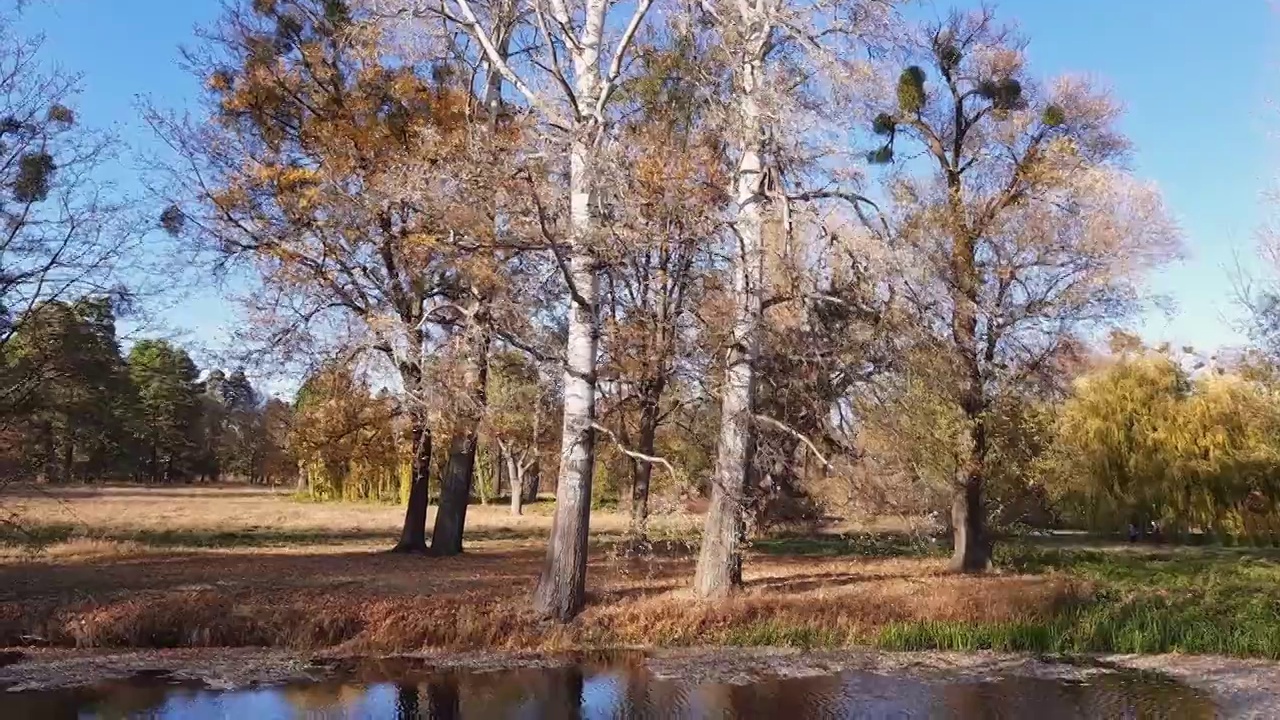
[1048,354,1187,530]
[1050,354,1280,538]
[867,9,1180,570]
[149,0,494,552]
[290,362,404,502]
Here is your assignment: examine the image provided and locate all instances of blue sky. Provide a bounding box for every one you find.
[16,0,1276,359]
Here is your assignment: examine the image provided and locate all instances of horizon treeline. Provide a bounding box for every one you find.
[0,295,292,485]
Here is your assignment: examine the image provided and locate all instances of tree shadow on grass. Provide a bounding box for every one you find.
[0,543,553,601]
[751,533,946,560]
[0,523,548,550]
[747,571,936,594]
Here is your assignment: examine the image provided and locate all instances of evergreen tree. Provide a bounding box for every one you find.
[127,340,202,482]
[5,297,133,481]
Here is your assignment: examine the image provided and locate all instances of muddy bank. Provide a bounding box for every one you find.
[1,647,1276,717]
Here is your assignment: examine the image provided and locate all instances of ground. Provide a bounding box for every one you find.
[1,484,1278,661]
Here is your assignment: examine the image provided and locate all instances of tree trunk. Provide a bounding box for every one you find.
[432,432,479,555]
[949,421,991,572]
[508,451,524,516]
[533,133,600,622]
[524,399,542,504]
[392,414,432,553]
[430,315,490,556]
[490,446,502,499]
[947,177,991,570]
[62,435,74,483]
[629,387,661,538]
[522,460,540,503]
[695,50,765,600]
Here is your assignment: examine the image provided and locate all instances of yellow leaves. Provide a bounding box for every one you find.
[1050,353,1280,532]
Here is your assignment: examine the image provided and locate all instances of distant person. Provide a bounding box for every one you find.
[1127,522,1139,543]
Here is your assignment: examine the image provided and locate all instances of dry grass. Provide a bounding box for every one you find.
[0,484,1085,653]
[1,483,701,551]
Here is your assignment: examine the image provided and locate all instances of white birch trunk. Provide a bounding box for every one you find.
[445,0,650,621]
[533,40,604,617]
[694,46,768,599]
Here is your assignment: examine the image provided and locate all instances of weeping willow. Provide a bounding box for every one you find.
[289,364,412,503]
[1048,355,1280,541]
[301,455,410,503]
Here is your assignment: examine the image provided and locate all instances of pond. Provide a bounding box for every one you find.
[0,661,1217,719]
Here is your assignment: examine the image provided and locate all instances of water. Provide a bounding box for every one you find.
[1,662,1217,719]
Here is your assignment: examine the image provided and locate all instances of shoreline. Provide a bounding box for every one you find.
[2,647,1277,716]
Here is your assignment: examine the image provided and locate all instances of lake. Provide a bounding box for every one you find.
[0,661,1217,718]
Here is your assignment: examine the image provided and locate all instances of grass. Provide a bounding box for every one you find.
[876,543,1280,658]
[1,484,1278,659]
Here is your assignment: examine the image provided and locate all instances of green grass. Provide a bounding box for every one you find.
[876,541,1280,659]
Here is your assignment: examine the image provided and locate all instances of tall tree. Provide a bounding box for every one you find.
[690,0,893,598]
[6,297,132,481]
[290,362,404,500]
[128,340,202,483]
[383,0,658,618]
[599,33,723,538]
[866,9,1179,569]
[149,0,495,552]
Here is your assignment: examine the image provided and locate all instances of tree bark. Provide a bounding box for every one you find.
[629,386,661,538]
[392,414,432,553]
[695,49,766,600]
[430,314,490,556]
[533,132,600,622]
[432,432,478,556]
[522,460,539,503]
[949,421,991,572]
[507,450,523,516]
[947,185,992,570]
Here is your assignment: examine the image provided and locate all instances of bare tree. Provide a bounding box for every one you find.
[690,0,894,599]
[595,33,725,538]
[0,15,146,419]
[864,9,1180,569]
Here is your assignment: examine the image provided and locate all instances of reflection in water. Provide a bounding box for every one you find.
[0,662,1216,719]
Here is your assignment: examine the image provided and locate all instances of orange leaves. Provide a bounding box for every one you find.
[210,186,249,214]
[206,70,234,93]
